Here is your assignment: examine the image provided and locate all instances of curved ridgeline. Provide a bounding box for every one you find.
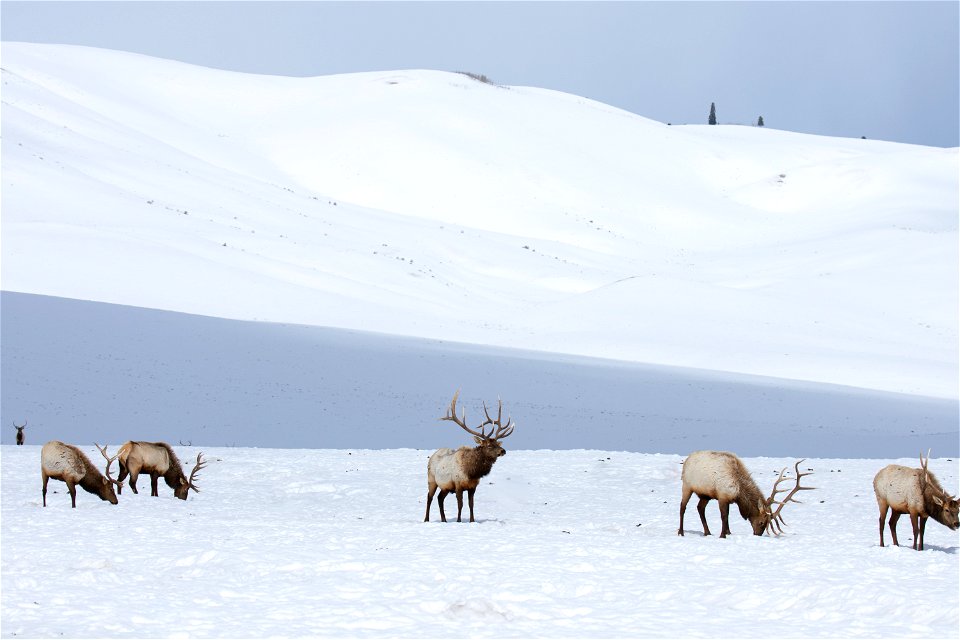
[2,291,956,457]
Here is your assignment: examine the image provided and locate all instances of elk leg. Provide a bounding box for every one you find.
[424,482,437,522]
[116,462,128,495]
[909,513,920,550]
[918,516,928,551]
[696,496,712,536]
[128,470,140,495]
[455,490,464,522]
[437,490,449,522]
[877,502,888,547]
[150,473,160,497]
[888,511,901,546]
[67,481,77,508]
[42,474,49,507]
[467,487,476,523]
[678,486,693,536]
[718,500,731,538]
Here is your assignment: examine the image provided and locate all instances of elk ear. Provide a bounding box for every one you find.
[473,436,484,445]
[933,495,944,507]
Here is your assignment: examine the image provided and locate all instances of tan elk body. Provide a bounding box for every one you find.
[679,450,813,537]
[424,391,515,523]
[41,441,121,508]
[116,441,205,500]
[873,451,959,551]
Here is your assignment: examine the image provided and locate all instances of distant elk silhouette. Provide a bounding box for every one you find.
[679,450,814,537]
[115,441,206,500]
[14,421,26,445]
[873,450,959,551]
[40,441,122,508]
[424,390,515,523]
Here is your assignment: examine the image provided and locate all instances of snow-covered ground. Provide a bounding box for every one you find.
[2,445,958,639]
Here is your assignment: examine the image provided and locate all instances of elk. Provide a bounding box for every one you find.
[873,450,959,551]
[424,390,515,523]
[115,441,206,500]
[40,441,121,507]
[678,450,814,538]
[14,421,26,445]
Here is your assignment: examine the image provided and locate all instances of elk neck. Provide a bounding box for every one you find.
[158,442,186,488]
[460,444,501,481]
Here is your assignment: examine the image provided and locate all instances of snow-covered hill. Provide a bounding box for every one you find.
[2,42,957,398]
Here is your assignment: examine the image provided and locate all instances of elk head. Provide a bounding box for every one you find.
[174,452,207,500]
[921,450,960,530]
[763,460,815,536]
[441,390,515,459]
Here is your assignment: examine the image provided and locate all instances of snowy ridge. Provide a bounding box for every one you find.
[1,42,957,397]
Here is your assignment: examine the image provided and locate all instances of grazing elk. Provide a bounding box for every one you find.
[678,450,814,538]
[424,390,515,523]
[115,441,206,500]
[40,441,121,507]
[14,421,26,445]
[873,450,959,551]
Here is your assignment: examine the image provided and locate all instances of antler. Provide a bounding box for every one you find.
[95,443,123,487]
[766,460,815,535]
[13,420,26,429]
[441,390,488,439]
[919,449,931,493]
[482,399,515,441]
[187,452,207,492]
[441,390,515,442]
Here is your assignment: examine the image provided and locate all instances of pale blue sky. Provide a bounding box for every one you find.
[2,1,958,147]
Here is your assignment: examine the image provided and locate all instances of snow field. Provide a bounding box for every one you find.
[2,446,958,638]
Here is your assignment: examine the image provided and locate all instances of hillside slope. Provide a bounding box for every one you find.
[1,43,956,396]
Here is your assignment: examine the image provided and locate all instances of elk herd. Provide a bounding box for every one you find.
[38,439,205,507]
[15,393,960,551]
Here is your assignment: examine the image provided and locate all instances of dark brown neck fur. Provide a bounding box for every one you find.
[156,442,186,488]
[461,445,500,481]
[923,472,953,525]
[77,452,107,495]
[734,468,765,519]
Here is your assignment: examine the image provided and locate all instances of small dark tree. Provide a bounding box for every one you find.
[757,116,765,127]
[708,102,717,125]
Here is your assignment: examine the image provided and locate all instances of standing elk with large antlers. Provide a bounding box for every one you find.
[14,421,26,445]
[424,390,516,523]
[873,450,959,551]
[678,450,814,538]
[115,441,206,500]
[40,441,122,507]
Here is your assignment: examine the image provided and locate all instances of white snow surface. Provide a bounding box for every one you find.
[1,42,957,398]
[2,445,958,639]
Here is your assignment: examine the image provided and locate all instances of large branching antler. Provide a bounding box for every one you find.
[482,399,515,441]
[766,460,815,535]
[187,452,207,493]
[441,390,515,442]
[95,443,123,487]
